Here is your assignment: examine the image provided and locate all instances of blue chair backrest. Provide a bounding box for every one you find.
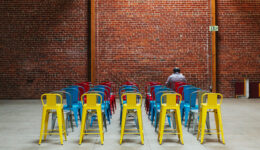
[63,87,79,106]
[151,85,166,99]
[119,86,139,97]
[181,85,194,102]
[155,87,172,104]
[184,87,200,104]
[190,89,202,108]
[95,85,111,93]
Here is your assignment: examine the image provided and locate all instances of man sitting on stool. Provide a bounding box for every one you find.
[165,67,187,91]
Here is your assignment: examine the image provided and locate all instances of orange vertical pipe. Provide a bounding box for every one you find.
[91,0,96,84]
[211,0,217,93]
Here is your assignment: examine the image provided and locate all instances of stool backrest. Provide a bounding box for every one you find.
[184,87,200,104]
[182,85,194,102]
[51,91,72,108]
[151,85,166,100]
[161,93,182,106]
[201,93,223,106]
[175,82,187,92]
[63,88,78,105]
[121,93,142,107]
[81,93,102,107]
[155,88,172,104]
[41,93,62,106]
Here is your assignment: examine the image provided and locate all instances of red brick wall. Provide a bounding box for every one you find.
[216,0,260,97]
[0,0,90,99]
[95,0,260,97]
[0,0,259,99]
[96,0,212,94]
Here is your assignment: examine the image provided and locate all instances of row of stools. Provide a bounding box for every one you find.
[39,82,116,145]
[145,81,225,144]
[39,81,225,145]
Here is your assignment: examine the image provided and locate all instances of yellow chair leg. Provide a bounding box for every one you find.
[217,107,225,144]
[174,110,180,139]
[137,107,144,144]
[62,109,67,141]
[97,108,104,145]
[159,108,166,145]
[39,108,46,145]
[176,107,184,144]
[157,110,163,141]
[79,107,87,145]
[44,110,49,140]
[200,108,207,144]
[57,109,64,145]
[197,108,203,140]
[120,107,127,144]
[214,109,220,141]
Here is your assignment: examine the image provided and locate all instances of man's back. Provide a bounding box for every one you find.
[166,72,186,90]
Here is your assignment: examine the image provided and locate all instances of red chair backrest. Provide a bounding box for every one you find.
[175,82,187,93]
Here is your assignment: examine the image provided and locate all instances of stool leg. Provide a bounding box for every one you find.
[79,107,87,145]
[137,107,144,144]
[197,108,202,140]
[51,112,56,131]
[206,112,211,134]
[176,107,184,144]
[120,107,127,144]
[184,107,190,127]
[155,111,159,131]
[172,112,176,129]
[66,113,69,136]
[187,112,192,132]
[200,108,207,144]
[174,110,180,139]
[217,107,225,144]
[214,109,220,139]
[44,110,50,140]
[39,108,46,144]
[157,109,162,141]
[57,109,64,145]
[62,109,67,141]
[72,108,79,127]
[79,106,82,121]
[159,108,166,144]
[193,113,198,134]
[114,97,116,109]
[103,112,107,132]
[70,113,74,132]
[97,108,104,144]
[167,114,172,128]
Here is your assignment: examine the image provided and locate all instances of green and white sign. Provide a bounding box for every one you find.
[209,26,218,31]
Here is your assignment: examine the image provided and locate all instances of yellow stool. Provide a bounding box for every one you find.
[79,93,104,145]
[158,93,183,144]
[197,93,225,144]
[39,93,67,145]
[120,93,144,144]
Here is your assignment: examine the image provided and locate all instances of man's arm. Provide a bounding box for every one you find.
[165,75,172,88]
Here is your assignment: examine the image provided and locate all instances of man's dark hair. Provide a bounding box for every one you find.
[173,67,180,73]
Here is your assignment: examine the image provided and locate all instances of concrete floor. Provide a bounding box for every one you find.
[0,98,260,150]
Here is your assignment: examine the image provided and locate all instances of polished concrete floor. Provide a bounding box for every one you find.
[0,98,260,150]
